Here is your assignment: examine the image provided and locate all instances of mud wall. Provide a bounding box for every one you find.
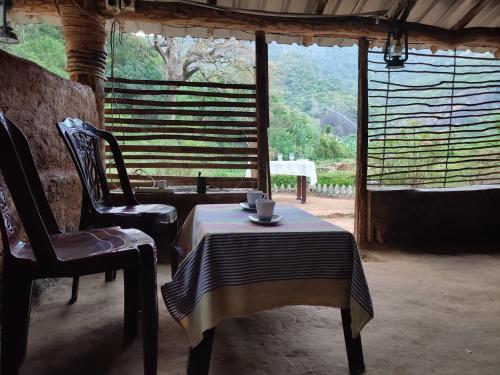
[0,49,99,232]
[367,186,500,248]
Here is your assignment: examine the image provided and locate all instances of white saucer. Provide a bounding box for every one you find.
[240,202,257,212]
[249,214,283,225]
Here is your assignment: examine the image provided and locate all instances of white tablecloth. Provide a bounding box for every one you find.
[246,160,317,186]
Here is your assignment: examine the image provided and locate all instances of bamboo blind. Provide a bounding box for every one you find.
[367,49,500,188]
[104,77,258,189]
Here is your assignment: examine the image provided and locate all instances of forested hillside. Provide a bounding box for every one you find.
[1,25,358,164]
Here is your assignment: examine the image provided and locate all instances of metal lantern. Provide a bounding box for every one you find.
[0,0,19,44]
[383,24,408,69]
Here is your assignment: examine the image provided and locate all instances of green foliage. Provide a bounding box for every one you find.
[315,133,349,160]
[271,170,355,187]
[0,25,68,78]
[106,34,164,80]
[268,97,321,159]
[317,170,355,186]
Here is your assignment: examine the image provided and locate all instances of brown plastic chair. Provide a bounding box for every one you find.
[57,118,178,304]
[0,114,158,375]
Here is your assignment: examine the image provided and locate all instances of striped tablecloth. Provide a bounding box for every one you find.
[161,203,373,346]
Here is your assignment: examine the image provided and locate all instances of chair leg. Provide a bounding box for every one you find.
[123,266,140,341]
[68,276,79,305]
[341,308,365,374]
[105,270,117,282]
[187,328,216,375]
[139,245,158,375]
[1,267,33,375]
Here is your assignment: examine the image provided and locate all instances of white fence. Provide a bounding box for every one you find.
[272,183,355,197]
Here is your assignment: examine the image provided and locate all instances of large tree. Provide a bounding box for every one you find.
[150,35,254,83]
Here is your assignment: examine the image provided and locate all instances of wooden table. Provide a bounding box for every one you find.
[161,204,373,375]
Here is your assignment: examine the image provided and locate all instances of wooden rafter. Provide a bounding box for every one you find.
[451,0,489,30]
[399,0,417,21]
[390,0,417,21]
[312,0,329,15]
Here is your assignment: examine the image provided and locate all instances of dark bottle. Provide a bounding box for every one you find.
[197,171,207,193]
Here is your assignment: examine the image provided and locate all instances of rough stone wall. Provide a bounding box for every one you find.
[367,187,500,249]
[0,49,99,232]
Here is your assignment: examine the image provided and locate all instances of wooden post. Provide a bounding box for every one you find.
[59,0,107,129]
[354,37,369,245]
[255,31,271,198]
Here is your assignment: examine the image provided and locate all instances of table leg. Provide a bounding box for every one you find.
[301,175,307,204]
[296,176,302,200]
[187,328,216,375]
[341,309,365,374]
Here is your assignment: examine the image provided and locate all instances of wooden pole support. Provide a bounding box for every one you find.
[355,37,369,245]
[255,31,271,197]
[59,1,107,129]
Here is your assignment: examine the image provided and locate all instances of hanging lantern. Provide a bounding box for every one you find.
[0,0,19,44]
[383,24,408,69]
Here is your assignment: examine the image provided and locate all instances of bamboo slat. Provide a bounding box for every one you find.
[105,98,256,108]
[114,154,258,162]
[104,108,257,117]
[114,134,258,143]
[368,119,498,131]
[110,173,255,181]
[368,125,500,138]
[368,143,500,155]
[104,118,257,127]
[369,151,500,160]
[105,126,257,135]
[107,76,256,90]
[369,69,500,75]
[107,145,258,154]
[368,111,500,123]
[105,87,256,99]
[108,162,257,169]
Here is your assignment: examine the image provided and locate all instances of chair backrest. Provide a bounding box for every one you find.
[57,118,137,215]
[0,114,60,265]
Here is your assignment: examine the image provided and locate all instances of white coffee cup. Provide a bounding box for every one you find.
[157,180,167,189]
[256,199,275,221]
[247,190,264,208]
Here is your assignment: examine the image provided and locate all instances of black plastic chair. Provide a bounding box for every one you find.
[57,118,178,304]
[0,114,158,375]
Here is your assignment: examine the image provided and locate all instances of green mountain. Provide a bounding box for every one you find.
[269,43,358,136]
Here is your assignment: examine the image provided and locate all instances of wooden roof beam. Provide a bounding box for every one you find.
[451,0,489,30]
[9,0,500,51]
[129,1,500,50]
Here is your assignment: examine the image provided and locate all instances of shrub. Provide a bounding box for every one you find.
[271,170,355,188]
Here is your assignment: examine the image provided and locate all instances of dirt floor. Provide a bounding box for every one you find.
[19,195,500,374]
